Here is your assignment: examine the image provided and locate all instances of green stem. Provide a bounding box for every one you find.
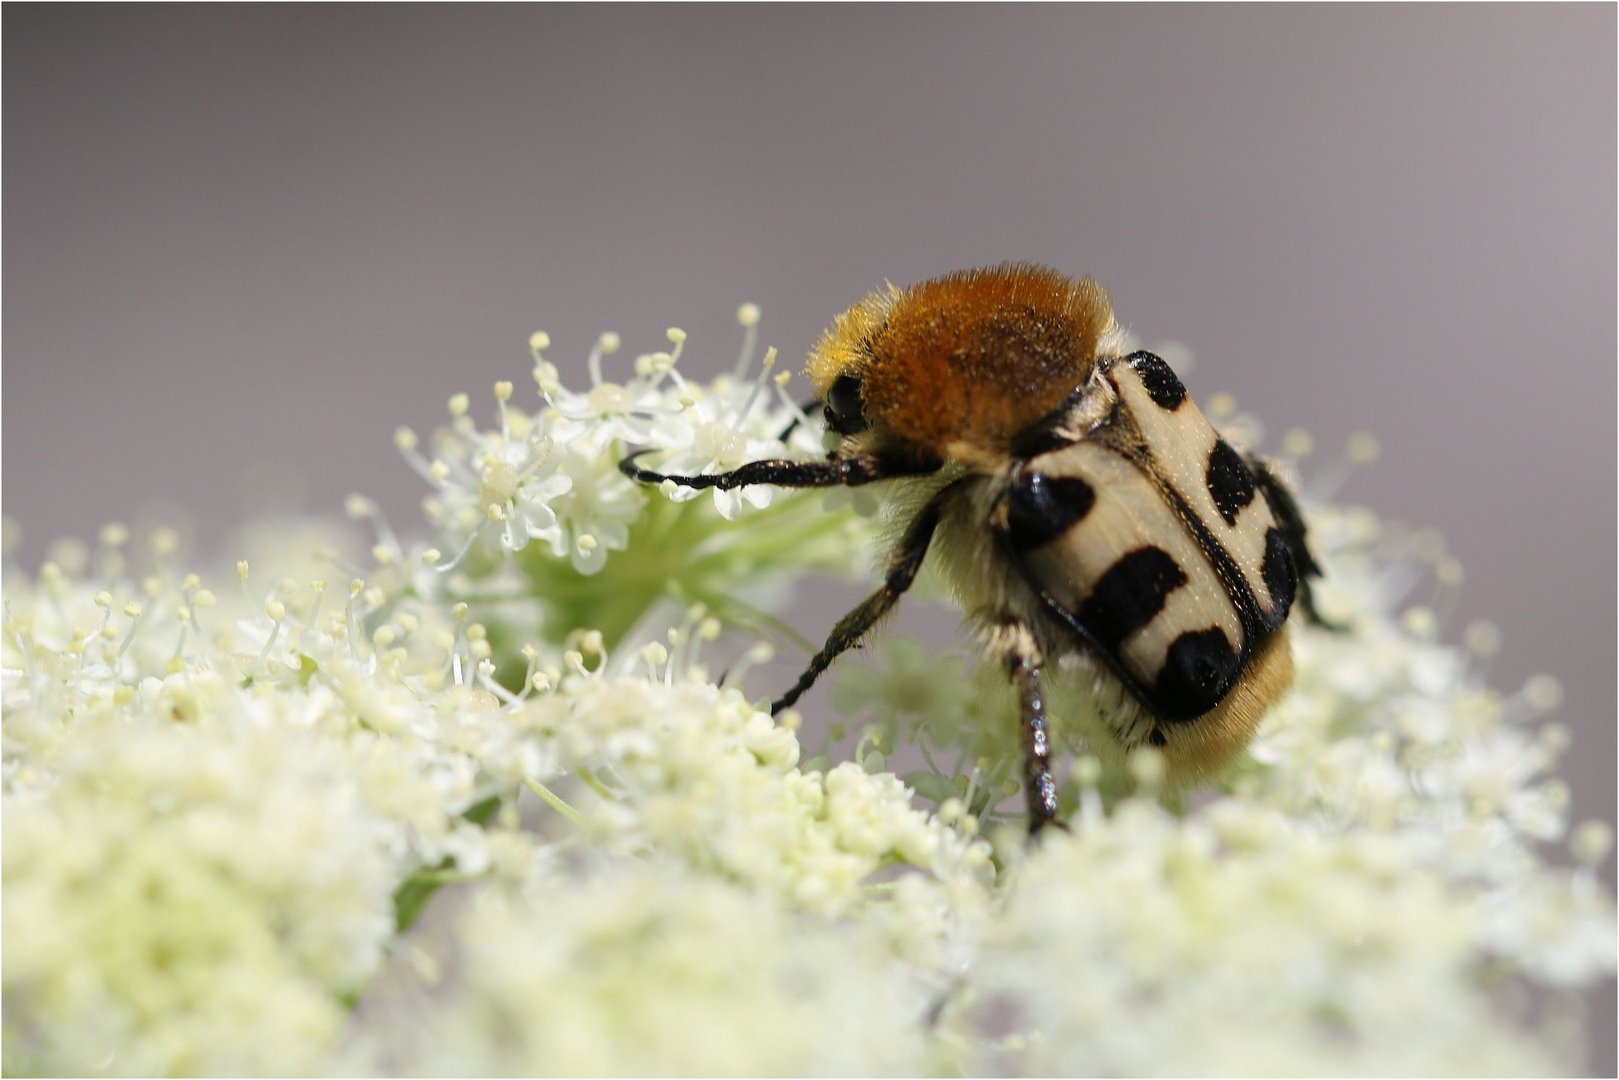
[523,778,587,828]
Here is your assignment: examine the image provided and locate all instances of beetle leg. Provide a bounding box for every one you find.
[618,448,937,491]
[770,487,951,712]
[987,619,1063,835]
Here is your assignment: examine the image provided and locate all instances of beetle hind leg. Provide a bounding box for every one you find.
[986,619,1064,836]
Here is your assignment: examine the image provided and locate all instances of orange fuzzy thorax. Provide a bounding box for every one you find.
[806,264,1116,462]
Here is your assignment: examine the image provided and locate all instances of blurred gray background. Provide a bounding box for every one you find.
[4,6,1613,1063]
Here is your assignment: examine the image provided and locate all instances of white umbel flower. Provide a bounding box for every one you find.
[2,326,1610,1077]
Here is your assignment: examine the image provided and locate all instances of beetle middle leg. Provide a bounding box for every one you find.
[770,483,961,713]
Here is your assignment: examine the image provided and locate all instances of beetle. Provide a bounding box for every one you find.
[621,264,1324,832]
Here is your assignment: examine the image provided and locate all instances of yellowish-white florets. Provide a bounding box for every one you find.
[1,327,1611,1076]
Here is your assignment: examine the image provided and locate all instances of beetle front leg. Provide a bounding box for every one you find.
[618,449,938,491]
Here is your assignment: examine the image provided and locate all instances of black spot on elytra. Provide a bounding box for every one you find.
[1261,526,1296,615]
[1206,439,1257,525]
[1078,546,1187,650]
[1128,352,1187,410]
[1156,627,1241,720]
[1005,473,1095,552]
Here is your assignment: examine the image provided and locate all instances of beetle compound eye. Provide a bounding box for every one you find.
[824,374,869,435]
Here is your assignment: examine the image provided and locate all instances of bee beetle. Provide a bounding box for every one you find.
[621,264,1324,832]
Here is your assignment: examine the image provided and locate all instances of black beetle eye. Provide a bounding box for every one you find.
[824,374,869,435]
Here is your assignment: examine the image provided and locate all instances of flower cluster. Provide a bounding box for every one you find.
[2,318,1612,1075]
[391,310,871,652]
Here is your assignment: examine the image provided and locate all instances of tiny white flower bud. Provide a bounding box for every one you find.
[1463,621,1501,656]
[1281,428,1315,458]
[1130,747,1167,789]
[1571,820,1614,867]
[1346,431,1381,464]
[1523,674,1563,712]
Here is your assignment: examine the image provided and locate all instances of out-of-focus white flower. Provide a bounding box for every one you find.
[355,862,953,1077]
[1,532,534,1073]
[971,799,1575,1077]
